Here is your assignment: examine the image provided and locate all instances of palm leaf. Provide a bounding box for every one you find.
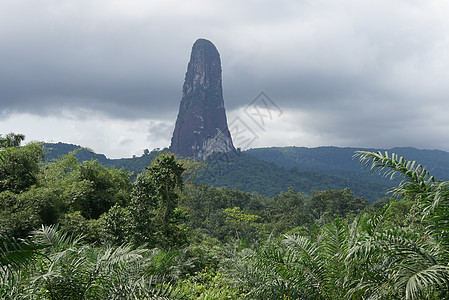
[354,151,434,198]
[31,224,82,254]
[0,234,48,271]
[404,264,449,300]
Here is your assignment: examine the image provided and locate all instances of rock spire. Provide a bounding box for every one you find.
[170,39,235,159]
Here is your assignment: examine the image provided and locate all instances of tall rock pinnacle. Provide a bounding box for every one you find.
[170,39,235,159]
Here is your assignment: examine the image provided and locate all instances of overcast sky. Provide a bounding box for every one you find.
[1,0,449,158]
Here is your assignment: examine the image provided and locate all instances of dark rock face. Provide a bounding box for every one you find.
[170,39,235,159]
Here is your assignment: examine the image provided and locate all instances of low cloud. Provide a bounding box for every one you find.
[2,0,449,156]
[0,109,173,158]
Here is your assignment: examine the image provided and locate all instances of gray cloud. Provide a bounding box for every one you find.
[1,0,449,156]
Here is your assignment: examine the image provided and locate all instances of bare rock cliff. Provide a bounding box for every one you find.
[170,39,235,159]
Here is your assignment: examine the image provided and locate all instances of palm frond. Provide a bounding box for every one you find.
[0,234,48,271]
[356,150,449,247]
[283,235,327,297]
[95,244,147,273]
[31,224,82,254]
[354,151,434,198]
[320,218,349,258]
[243,240,306,299]
[404,265,449,300]
[425,181,449,244]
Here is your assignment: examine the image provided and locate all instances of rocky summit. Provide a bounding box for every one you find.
[170,39,235,160]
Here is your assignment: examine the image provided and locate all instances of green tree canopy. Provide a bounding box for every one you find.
[0,142,43,194]
[311,188,368,219]
[0,133,25,148]
[130,153,188,248]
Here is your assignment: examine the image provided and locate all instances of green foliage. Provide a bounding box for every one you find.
[355,151,449,244]
[371,197,415,227]
[44,143,397,201]
[99,204,134,245]
[198,152,390,202]
[43,142,110,165]
[355,150,435,198]
[176,155,207,183]
[147,153,185,226]
[266,187,310,235]
[0,185,64,237]
[72,160,132,219]
[58,211,104,243]
[0,233,49,299]
[247,146,449,184]
[3,138,449,298]
[43,143,449,203]
[181,184,268,241]
[130,153,188,248]
[0,142,43,193]
[234,218,353,299]
[344,208,449,299]
[0,133,25,148]
[39,152,133,239]
[0,234,47,272]
[223,207,261,240]
[0,147,134,240]
[25,225,178,299]
[0,191,39,237]
[311,188,368,220]
[176,269,245,299]
[207,151,449,299]
[181,184,369,243]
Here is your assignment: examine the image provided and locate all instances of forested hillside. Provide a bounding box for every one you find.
[199,151,390,201]
[44,143,391,201]
[246,146,449,181]
[3,134,449,298]
[44,142,160,175]
[44,143,449,202]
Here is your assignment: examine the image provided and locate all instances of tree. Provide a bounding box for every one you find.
[24,225,176,299]
[175,155,206,183]
[311,188,368,220]
[131,153,188,248]
[229,151,449,299]
[0,233,49,299]
[99,204,134,245]
[0,142,48,237]
[72,160,132,220]
[267,187,309,235]
[223,207,261,240]
[0,142,43,193]
[0,133,25,148]
[180,184,268,241]
[355,151,449,243]
[28,151,133,240]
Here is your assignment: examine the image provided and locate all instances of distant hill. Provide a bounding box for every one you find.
[42,143,449,202]
[43,143,110,164]
[244,146,449,181]
[43,142,159,175]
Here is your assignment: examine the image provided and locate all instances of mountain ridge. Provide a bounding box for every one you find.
[244,146,449,181]
[43,142,449,202]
